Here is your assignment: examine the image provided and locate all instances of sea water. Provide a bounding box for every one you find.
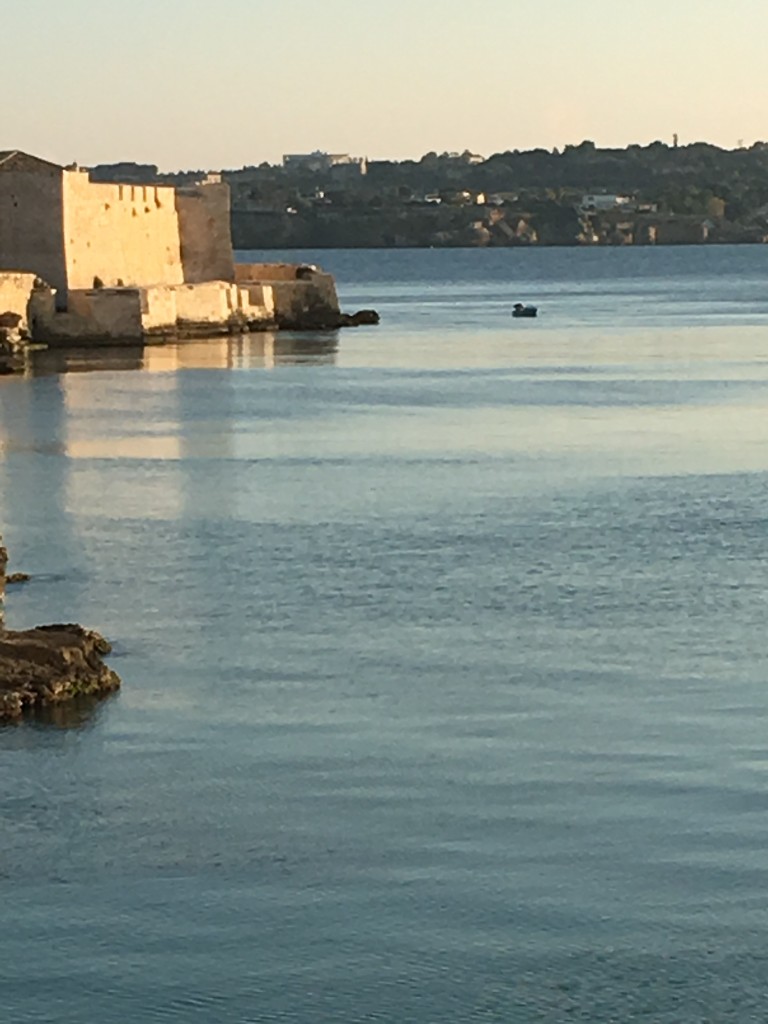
[2,246,768,1021]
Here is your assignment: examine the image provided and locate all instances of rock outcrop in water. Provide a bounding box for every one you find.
[0,535,120,722]
[339,309,380,327]
[278,307,381,330]
[0,324,25,374]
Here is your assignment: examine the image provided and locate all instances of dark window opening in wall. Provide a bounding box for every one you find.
[131,187,136,202]
[104,203,110,211]
[145,206,151,214]
[132,209,138,218]
[119,186,124,200]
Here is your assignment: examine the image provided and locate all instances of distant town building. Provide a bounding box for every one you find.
[580,194,634,213]
[282,151,367,175]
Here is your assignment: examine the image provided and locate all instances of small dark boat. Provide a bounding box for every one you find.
[512,303,537,318]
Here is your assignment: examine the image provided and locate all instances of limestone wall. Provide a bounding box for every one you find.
[239,283,276,321]
[30,288,144,343]
[173,281,273,327]
[141,287,179,333]
[28,281,275,343]
[174,281,236,325]
[62,171,184,289]
[1,155,246,302]
[235,263,316,283]
[0,166,67,290]
[268,279,340,325]
[176,183,234,283]
[235,263,339,325]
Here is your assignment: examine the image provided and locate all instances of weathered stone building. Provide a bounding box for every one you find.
[0,150,207,291]
[0,151,340,346]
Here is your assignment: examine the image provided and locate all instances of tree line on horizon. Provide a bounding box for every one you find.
[98,140,768,220]
[224,140,768,221]
[91,140,768,244]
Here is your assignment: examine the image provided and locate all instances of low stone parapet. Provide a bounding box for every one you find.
[30,286,144,343]
[29,280,276,344]
[9,264,358,346]
[235,263,341,329]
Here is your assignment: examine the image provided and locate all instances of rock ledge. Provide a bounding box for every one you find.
[0,624,121,722]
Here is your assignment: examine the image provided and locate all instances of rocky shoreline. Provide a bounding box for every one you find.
[0,316,26,375]
[0,537,120,723]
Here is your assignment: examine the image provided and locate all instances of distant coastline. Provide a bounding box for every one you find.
[91,141,768,250]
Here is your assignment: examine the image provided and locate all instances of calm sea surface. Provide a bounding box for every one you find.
[3,246,768,1021]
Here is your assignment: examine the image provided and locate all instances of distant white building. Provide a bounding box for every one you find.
[282,152,367,175]
[580,194,634,213]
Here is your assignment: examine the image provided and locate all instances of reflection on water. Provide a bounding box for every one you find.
[24,332,338,377]
[1,692,117,731]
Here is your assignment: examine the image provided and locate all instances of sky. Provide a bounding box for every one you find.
[3,0,768,171]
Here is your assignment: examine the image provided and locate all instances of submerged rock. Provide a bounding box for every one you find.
[6,572,30,584]
[278,308,381,331]
[340,309,380,327]
[0,623,120,722]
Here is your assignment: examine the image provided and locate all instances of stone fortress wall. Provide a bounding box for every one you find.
[175,182,234,283]
[62,172,185,290]
[0,153,188,293]
[0,155,67,290]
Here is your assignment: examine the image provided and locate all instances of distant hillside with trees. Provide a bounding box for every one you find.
[367,141,768,216]
[91,141,768,247]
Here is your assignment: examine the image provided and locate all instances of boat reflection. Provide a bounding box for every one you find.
[25,332,338,376]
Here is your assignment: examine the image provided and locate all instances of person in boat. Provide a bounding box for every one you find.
[512,303,537,318]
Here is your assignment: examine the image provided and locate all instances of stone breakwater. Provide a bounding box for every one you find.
[0,268,378,366]
[0,536,121,723]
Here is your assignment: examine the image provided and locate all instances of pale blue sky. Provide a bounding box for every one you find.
[4,0,767,170]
